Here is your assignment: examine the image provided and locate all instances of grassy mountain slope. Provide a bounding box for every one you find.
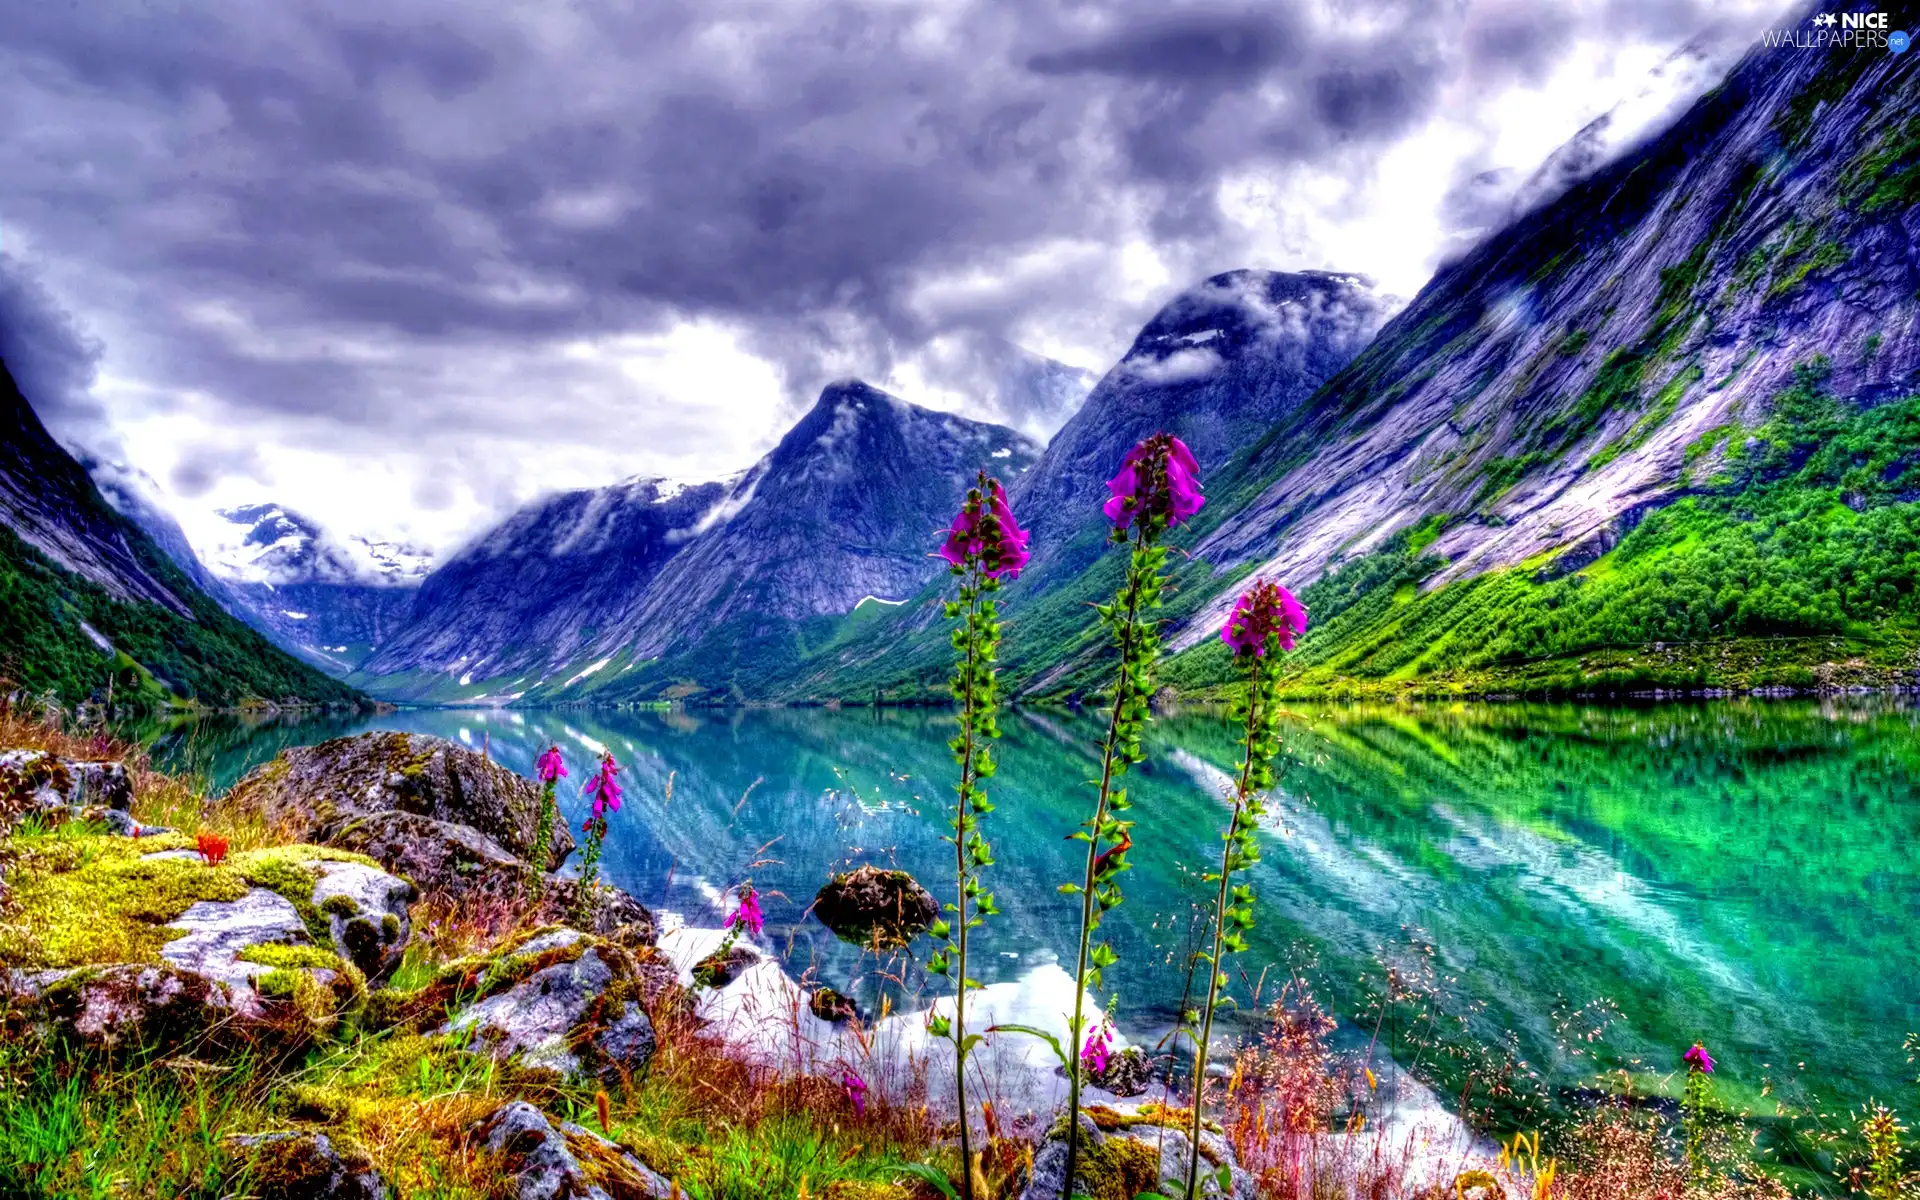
[0,362,363,709]
[711,31,1920,704]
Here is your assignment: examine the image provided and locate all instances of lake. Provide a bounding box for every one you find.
[150,698,1920,1122]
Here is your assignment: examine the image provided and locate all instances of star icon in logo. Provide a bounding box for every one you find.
[1813,11,1837,24]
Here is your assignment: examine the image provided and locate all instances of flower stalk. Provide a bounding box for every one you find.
[527,744,566,903]
[572,751,621,925]
[1060,432,1203,1193]
[1182,579,1301,1199]
[1682,1042,1716,1187]
[926,470,1025,1200]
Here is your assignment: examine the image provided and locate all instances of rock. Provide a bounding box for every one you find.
[161,889,312,988]
[322,809,652,943]
[812,865,939,949]
[224,1130,387,1200]
[431,929,657,1084]
[809,985,857,1023]
[310,858,414,980]
[1017,1105,1253,1200]
[225,732,573,867]
[149,850,413,989]
[691,943,758,989]
[3,964,239,1053]
[469,1100,674,1200]
[1088,1047,1156,1098]
[0,750,133,831]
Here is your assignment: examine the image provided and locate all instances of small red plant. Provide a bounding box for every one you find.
[196,831,229,866]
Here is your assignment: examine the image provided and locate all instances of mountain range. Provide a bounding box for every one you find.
[7,21,1918,709]
[0,361,360,708]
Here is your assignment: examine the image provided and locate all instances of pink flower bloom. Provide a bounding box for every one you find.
[583,752,622,818]
[726,884,765,937]
[938,477,1030,580]
[1081,1016,1114,1076]
[1104,434,1205,530]
[1683,1043,1715,1074]
[1220,579,1308,657]
[536,745,567,785]
[841,1068,868,1117]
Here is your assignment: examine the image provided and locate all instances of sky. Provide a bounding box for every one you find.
[0,0,1792,564]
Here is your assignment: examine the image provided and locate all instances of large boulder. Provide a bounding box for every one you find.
[225,733,573,868]
[812,865,939,949]
[375,928,657,1085]
[469,1101,673,1200]
[324,810,653,944]
[0,749,133,832]
[1018,1105,1254,1200]
[148,849,414,986]
[224,1130,387,1200]
[3,964,237,1053]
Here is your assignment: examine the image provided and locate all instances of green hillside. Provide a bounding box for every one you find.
[0,501,364,711]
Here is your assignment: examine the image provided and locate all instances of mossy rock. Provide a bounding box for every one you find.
[809,985,857,1023]
[224,1129,385,1200]
[812,865,938,950]
[0,832,369,968]
[225,732,573,867]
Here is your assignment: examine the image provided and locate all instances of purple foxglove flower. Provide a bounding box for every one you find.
[1221,579,1308,657]
[1683,1043,1715,1074]
[939,477,1030,580]
[1081,1016,1114,1076]
[584,751,622,818]
[841,1068,868,1117]
[726,884,765,937]
[1104,433,1206,530]
[536,745,567,785]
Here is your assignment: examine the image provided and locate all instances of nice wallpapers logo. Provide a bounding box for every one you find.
[1761,11,1910,52]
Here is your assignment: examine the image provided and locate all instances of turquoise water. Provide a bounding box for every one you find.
[156,699,1920,1119]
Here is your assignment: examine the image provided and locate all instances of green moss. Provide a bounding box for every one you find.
[1074,1136,1163,1200]
[256,968,304,998]
[380,914,400,939]
[1589,364,1703,471]
[320,893,359,917]
[1768,239,1849,300]
[0,835,375,969]
[237,944,344,971]
[232,846,374,946]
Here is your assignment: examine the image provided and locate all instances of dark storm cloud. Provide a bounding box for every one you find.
[0,0,1765,528]
[0,255,104,435]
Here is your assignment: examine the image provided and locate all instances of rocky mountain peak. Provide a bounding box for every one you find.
[209,503,432,589]
[1010,269,1393,570]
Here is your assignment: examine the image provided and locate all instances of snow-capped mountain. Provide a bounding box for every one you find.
[204,503,430,675]
[209,503,433,588]
[355,379,1041,701]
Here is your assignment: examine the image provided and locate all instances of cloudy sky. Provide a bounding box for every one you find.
[0,0,1790,562]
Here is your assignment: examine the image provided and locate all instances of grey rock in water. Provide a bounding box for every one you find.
[438,929,657,1083]
[469,1100,674,1200]
[813,864,939,950]
[226,732,573,867]
[224,1130,387,1200]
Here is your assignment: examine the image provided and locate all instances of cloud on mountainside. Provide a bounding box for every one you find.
[0,0,1786,552]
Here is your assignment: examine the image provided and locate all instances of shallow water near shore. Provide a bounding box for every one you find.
[150,698,1920,1118]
